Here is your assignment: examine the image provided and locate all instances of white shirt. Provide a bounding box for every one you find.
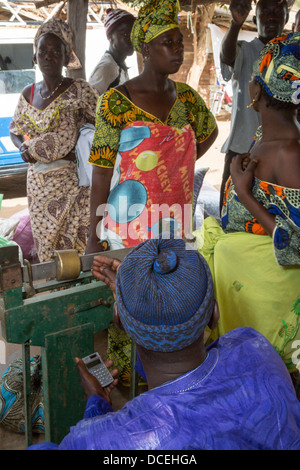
[88,51,129,95]
[220,37,265,154]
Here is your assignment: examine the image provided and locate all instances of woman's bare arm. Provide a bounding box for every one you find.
[85,165,113,254]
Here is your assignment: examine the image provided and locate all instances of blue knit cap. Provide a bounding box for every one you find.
[116,235,214,352]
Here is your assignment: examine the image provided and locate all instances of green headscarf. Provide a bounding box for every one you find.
[131,0,180,54]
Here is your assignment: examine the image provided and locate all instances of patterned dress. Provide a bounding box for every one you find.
[9,79,99,262]
[195,175,300,372]
[88,81,216,169]
[222,177,300,266]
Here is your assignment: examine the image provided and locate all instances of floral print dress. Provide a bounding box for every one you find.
[9,79,99,262]
[88,81,216,169]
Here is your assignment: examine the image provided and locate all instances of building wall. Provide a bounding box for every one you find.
[170,16,217,108]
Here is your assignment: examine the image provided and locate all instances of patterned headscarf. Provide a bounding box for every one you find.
[34,18,81,69]
[253,32,300,105]
[131,0,180,54]
[116,235,215,352]
[104,8,136,38]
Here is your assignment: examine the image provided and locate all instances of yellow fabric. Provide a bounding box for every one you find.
[130,0,180,53]
[194,217,300,372]
[88,82,216,169]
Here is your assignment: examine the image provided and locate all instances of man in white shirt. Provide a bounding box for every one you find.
[219,0,289,211]
[89,8,135,94]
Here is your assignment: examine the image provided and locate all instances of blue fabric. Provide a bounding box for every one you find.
[27,328,300,450]
[135,352,146,382]
[116,235,215,352]
[117,235,209,324]
[0,355,44,433]
[152,249,178,275]
[83,395,113,419]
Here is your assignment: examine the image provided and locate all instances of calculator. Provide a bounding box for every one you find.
[82,352,114,388]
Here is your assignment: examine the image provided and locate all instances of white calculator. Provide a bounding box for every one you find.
[82,352,114,388]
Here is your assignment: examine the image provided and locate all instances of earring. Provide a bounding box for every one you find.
[247,99,256,109]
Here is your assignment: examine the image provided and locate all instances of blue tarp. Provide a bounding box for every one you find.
[0,116,22,166]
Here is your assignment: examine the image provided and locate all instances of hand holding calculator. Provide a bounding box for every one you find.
[82,352,114,388]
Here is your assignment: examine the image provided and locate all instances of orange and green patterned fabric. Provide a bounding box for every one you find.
[222,176,300,266]
[88,82,216,169]
[253,32,300,105]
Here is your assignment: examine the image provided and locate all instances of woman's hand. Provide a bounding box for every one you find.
[92,256,121,300]
[19,144,36,164]
[230,154,258,204]
[230,154,275,236]
[63,149,76,162]
[75,357,118,404]
[240,152,251,170]
[230,0,252,26]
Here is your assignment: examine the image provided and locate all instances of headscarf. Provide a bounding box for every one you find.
[104,8,136,38]
[116,235,215,352]
[130,0,181,54]
[34,18,81,69]
[253,32,300,105]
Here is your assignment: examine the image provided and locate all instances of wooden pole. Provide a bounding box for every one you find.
[186,3,215,93]
[67,0,88,79]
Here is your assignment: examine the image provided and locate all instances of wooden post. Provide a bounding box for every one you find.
[186,3,215,93]
[67,0,88,79]
[22,340,32,448]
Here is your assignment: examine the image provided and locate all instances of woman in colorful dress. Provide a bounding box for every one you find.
[86,0,217,384]
[195,32,300,374]
[85,0,217,255]
[9,18,99,262]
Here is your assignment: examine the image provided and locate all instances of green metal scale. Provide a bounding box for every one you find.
[0,243,135,447]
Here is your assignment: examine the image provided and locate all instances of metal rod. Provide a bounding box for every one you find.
[130,342,138,400]
[22,339,32,448]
